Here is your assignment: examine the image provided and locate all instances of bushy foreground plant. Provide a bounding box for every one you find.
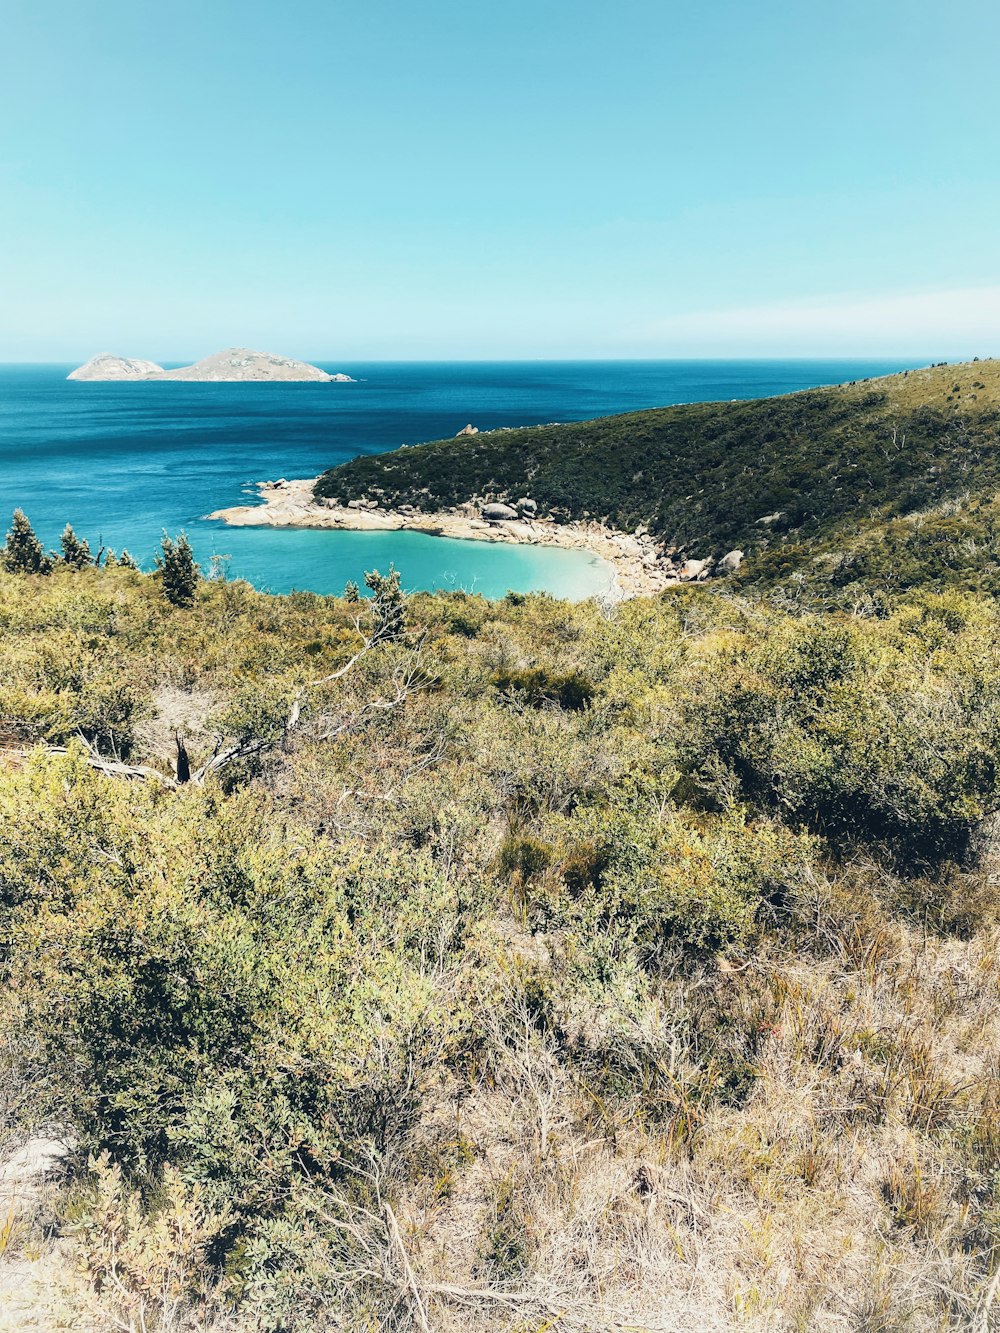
[675,597,1000,864]
[2,571,1000,1327]
[508,787,811,955]
[0,756,466,1247]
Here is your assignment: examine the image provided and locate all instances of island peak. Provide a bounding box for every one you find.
[67,353,165,380]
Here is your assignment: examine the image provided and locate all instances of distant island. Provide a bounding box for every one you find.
[67,348,354,383]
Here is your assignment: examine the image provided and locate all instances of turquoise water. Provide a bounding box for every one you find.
[0,359,913,599]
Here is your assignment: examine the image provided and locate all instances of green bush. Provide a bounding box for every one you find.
[678,601,1000,865]
[525,793,811,955]
[2,509,52,575]
[156,532,200,607]
[492,665,596,711]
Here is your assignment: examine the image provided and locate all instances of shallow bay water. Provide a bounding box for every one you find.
[0,359,911,599]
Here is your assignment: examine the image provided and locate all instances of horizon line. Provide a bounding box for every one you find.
[0,353,976,367]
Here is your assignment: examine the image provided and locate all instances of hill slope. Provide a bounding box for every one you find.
[315,359,1000,592]
[3,564,1000,1329]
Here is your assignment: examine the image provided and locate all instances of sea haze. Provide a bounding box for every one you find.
[0,359,913,599]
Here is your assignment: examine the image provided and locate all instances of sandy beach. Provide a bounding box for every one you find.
[207,478,678,600]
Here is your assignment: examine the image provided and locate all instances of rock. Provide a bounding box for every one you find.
[717,549,744,574]
[398,504,415,515]
[756,511,787,526]
[481,502,519,521]
[680,558,712,581]
[456,424,480,436]
[516,498,537,516]
[347,499,365,509]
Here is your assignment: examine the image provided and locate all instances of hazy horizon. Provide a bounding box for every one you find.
[0,353,971,367]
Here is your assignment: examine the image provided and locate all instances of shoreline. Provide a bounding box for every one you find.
[206,478,679,600]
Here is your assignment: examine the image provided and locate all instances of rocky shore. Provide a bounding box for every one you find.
[208,479,742,601]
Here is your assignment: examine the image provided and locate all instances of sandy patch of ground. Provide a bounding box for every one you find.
[0,1139,99,1332]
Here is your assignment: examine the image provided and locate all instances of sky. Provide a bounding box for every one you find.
[2,0,999,361]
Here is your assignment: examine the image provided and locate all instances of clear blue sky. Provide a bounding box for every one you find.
[2,0,999,360]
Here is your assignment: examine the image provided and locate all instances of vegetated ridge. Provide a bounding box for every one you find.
[316,358,1000,597]
[68,348,353,382]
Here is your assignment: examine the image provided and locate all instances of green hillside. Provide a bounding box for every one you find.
[315,359,1000,594]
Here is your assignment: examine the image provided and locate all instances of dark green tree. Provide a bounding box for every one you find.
[344,579,361,603]
[156,533,200,607]
[60,524,93,569]
[2,510,53,575]
[118,549,139,571]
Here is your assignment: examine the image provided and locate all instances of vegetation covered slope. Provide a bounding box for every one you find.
[315,359,1000,595]
[4,554,1000,1329]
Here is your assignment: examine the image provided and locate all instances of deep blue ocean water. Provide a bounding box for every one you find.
[0,359,912,599]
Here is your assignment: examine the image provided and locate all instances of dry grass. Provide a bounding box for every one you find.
[347,905,1000,1333]
[848,356,1000,414]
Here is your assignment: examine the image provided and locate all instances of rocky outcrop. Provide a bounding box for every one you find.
[680,558,712,581]
[67,354,164,380]
[481,502,519,521]
[68,348,354,383]
[717,549,744,574]
[456,424,479,436]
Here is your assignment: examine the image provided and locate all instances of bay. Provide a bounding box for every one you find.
[0,359,912,599]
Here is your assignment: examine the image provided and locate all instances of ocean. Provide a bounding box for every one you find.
[0,359,913,600]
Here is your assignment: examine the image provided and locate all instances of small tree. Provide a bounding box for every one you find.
[118,549,139,571]
[364,563,404,642]
[343,579,360,603]
[156,533,200,607]
[2,510,52,575]
[60,524,93,569]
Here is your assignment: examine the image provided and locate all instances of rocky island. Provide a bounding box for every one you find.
[68,348,354,382]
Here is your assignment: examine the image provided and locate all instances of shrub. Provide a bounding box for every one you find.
[492,665,596,711]
[679,604,1000,866]
[156,532,200,607]
[364,564,404,642]
[2,509,52,575]
[59,524,93,569]
[0,757,464,1228]
[530,794,811,955]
